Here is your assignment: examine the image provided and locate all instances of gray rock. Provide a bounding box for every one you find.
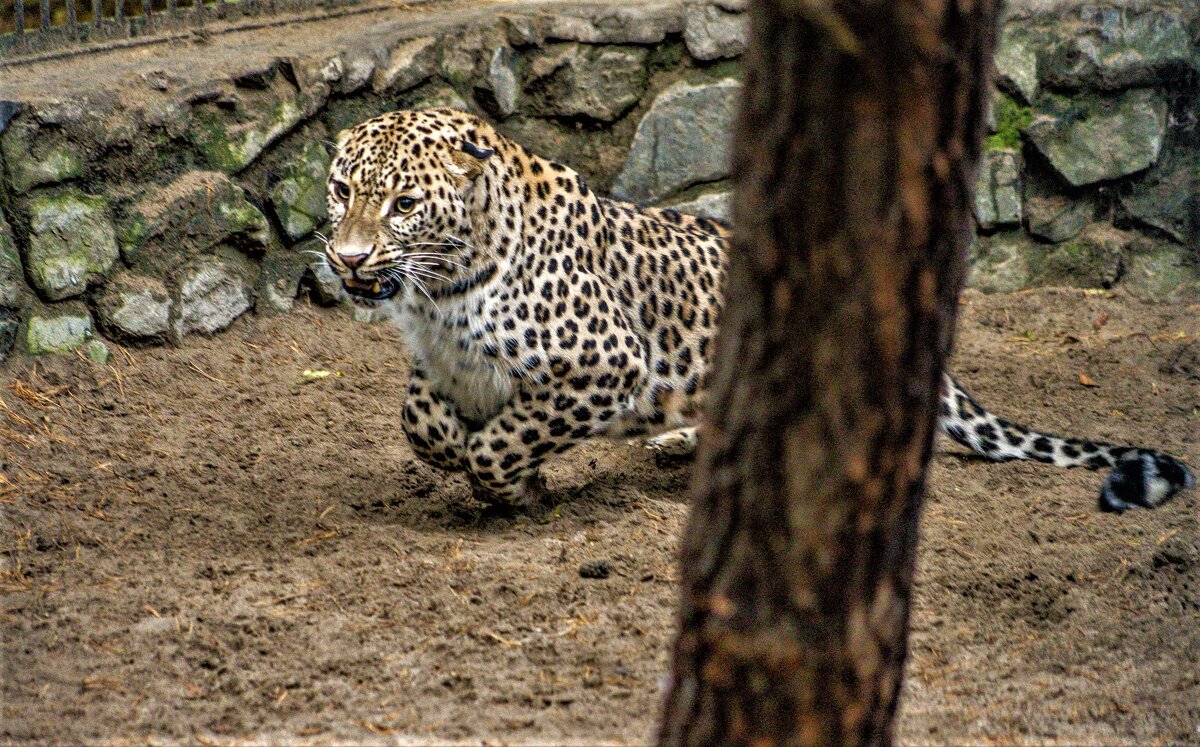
[1040,9,1198,90]
[352,305,387,324]
[300,237,345,306]
[481,46,520,118]
[33,99,85,126]
[664,191,732,222]
[527,44,648,122]
[1028,223,1127,289]
[612,78,741,203]
[372,37,440,95]
[501,15,542,47]
[83,340,111,365]
[174,253,256,339]
[309,264,345,306]
[683,4,746,61]
[1118,143,1198,245]
[967,232,1033,292]
[259,249,310,314]
[994,25,1042,103]
[287,52,342,94]
[1024,167,1096,243]
[26,190,120,301]
[407,85,472,112]
[95,271,172,341]
[441,29,488,86]
[973,150,1022,230]
[1121,243,1200,301]
[0,120,86,193]
[336,50,379,94]
[1025,88,1167,187]
[269,141,331,241]
[0,207,29,311]
[1026,193,1095,244]
[24,304,94,355]
[541,3,683,44]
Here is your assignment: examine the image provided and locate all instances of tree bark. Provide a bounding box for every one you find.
[659,1,998,745]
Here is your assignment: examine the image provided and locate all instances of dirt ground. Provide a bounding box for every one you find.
[2,287,1198,745]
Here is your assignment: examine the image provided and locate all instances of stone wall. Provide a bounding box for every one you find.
[0,0,1196,363]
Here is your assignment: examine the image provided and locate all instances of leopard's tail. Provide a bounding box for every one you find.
[938,372,1195,513]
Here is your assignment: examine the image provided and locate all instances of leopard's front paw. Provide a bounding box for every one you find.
[469,470,551,511]
[645,427,698,457]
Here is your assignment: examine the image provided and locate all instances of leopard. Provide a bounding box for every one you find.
[322,108,1194,514]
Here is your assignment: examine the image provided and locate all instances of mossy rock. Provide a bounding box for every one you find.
[188,74,308,174]
[26,189,120,302]
[967,232,1033,293]
[268,141,332,241]
[1025,89,1168,187]
[1121,245,1200,301]
[24,303,94,355]
[0,120,85,193]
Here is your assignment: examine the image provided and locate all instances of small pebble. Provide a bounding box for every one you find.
[578,559,611,579]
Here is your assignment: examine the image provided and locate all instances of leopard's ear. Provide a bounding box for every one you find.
[447,139,494,181]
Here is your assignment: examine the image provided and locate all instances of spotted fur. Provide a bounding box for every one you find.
[324,109,1193,512]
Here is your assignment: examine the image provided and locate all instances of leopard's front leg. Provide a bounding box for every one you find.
[401,367,470,473]
[465,341,648,505]
[463,382,629,504]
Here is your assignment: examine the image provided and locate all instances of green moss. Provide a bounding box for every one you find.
[190,98,304,173]
[985,94,1033,151]
[647,40,687,74]
[117,215,149,262]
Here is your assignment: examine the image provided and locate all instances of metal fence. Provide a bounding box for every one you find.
[1,0,381,63]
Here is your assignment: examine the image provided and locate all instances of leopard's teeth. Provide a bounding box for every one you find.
[371,281,381,294]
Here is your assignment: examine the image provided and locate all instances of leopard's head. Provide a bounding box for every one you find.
[324,108,497,302]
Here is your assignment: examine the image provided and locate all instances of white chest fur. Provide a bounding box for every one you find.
[391,298,514,423]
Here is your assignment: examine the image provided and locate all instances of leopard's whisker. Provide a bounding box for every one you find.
[406,254,468,270]
[408,275,441,315]
[406,260,459,276]
[406,268,451,285]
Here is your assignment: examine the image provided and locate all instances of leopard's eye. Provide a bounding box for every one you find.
[331,181,351,200]
[392,196,418,215]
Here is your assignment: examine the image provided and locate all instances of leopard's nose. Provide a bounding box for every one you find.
[339,252,370,270]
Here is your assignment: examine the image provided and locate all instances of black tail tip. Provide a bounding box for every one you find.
[1099,452,1195,513]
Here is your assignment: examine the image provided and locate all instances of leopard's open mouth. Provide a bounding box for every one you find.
[342,276,401,301]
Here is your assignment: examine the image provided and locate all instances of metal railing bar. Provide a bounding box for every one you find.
[2,0,403,54]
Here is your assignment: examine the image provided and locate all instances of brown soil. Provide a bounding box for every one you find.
[2,287,1198,745]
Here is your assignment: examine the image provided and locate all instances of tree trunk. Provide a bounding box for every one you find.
[659,1,998,745]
